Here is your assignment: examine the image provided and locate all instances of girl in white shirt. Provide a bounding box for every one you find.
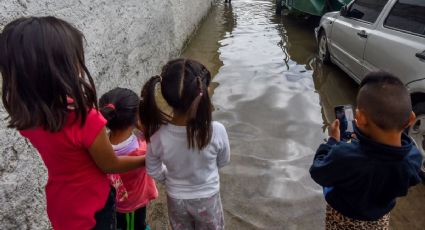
[140,58,230,230]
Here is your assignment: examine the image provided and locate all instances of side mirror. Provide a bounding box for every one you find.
[340,5,348,17]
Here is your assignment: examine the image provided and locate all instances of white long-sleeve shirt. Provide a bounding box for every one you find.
[146,121,230,199]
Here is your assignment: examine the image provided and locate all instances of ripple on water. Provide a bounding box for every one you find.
[182,0,333,229]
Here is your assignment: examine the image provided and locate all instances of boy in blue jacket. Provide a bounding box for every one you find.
[310,72,423,229]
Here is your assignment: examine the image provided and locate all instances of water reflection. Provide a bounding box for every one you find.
[312,59,358,130]
[274,17,318,70]
[182,0,357,229]
[182,2,237,77]
[274,14,358,130]
[223,3,237,34]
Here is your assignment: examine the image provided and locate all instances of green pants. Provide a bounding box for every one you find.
[116,206,147,230]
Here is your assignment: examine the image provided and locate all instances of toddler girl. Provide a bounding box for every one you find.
[100,87,158,230]
[0,17,145,229]
[140,58,231,230]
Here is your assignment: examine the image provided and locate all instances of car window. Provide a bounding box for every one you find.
[347,0,389,23]
[384,0,425,36]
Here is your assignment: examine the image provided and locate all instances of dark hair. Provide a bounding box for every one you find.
[140,58,212,149]
[99,88,140,131]
[0,16,97,132]
[357,71,411,131]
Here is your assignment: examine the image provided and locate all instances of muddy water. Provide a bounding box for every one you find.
[180,0,424,229]
[181,0,355,229]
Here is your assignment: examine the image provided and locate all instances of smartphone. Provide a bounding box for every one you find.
[334,105,355,141]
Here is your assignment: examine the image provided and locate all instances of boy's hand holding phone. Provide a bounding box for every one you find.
[334,105,355,142]
[329,119,341,142]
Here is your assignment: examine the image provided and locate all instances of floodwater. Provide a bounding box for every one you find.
[179,0,425,229]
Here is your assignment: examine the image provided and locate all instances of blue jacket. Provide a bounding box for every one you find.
[310,128,422,221]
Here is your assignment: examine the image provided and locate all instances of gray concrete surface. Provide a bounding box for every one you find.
[0,0,213,229]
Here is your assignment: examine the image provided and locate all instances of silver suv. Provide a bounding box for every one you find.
[315,0,425,177]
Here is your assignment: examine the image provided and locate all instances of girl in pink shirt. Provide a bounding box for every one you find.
[0,17,145,230]
[99,87,158,230]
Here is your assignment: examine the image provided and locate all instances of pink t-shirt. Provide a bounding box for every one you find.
[20,109,110,230]
[112,138,158,213]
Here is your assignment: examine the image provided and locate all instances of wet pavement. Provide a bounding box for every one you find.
[179,0,425,229]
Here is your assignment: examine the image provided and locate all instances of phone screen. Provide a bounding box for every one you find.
[335,105,355,140]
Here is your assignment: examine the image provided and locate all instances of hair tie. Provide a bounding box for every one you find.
[104,103,116,110]
[66,97,74,104]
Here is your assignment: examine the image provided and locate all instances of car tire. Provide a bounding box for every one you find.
[408,102,425,180]
[318,31,331,64]
[276,0,283,15]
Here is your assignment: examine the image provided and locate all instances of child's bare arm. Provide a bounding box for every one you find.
[89,127,145,173]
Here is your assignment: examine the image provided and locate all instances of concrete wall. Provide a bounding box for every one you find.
[0,0,213,228]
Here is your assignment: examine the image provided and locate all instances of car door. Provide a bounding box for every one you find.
[329,0,389,81]
[363,0,425,84]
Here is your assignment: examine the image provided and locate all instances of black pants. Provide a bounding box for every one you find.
[93,187,117,230]
[116,206,147,230]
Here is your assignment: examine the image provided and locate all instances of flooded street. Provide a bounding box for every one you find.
[180,0,425,229]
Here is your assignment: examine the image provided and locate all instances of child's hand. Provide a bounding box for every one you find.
[329,119,340,142]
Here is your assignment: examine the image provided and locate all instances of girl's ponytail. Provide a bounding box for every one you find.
[187,76,212,149]
[99,104,116,123]
[140,76,168,142]
[99,88,139,131]
[154,58,212,149]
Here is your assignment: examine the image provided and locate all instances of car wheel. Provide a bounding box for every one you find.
[318,31,330,63]
[408,102,425,180]
[276,0,283,15]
